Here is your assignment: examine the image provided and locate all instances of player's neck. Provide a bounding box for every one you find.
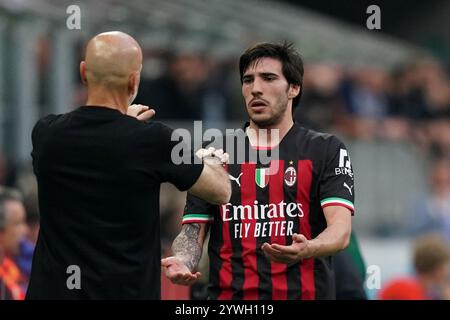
[248,116,293,148]
[86,87,129,114]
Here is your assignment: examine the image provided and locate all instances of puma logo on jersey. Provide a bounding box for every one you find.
[343,182,354,195]
[229,173,243,187]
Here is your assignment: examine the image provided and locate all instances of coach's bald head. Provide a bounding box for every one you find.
[80,31,143,111]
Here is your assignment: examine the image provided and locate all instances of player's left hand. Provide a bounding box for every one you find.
[261,233,312,265]
[127,104,156,121]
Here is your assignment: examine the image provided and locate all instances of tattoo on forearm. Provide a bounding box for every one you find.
[172,224,202,272]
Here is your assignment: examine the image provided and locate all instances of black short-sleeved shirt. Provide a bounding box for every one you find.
[26,106,203,299]
[183,123,354,300]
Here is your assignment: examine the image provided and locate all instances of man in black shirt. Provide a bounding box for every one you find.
[26,31,231,299]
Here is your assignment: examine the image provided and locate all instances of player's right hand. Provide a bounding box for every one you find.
[261,233,311,265]
[161,256,201,286]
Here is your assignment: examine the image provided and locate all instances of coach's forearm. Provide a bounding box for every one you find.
[206,161,231,199]
[172,224,204,272]
[189,162,231,204]
[308,220,351,258]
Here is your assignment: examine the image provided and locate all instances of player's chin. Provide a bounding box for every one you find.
[249,113,274,127]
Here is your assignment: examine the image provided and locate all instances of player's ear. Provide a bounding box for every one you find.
[80,61,87,85]
[288,84,300,99]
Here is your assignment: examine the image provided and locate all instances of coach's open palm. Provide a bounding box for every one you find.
[161,256,201,286]
[261,233,311,265]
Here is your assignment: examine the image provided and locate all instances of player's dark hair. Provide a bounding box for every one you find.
[239,41,304,112]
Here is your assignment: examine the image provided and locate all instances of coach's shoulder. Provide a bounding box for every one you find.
[134,120,180,143]
[32,114,60,133]
[31,114,61,144]
[138,120,173,133]
[37,114,60,125]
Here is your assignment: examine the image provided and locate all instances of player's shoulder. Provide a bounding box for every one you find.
[294,124,343,145]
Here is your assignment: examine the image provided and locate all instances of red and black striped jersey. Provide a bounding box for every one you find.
[183,123,355,300]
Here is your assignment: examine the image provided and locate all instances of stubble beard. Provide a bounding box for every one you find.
[249,100,287,128]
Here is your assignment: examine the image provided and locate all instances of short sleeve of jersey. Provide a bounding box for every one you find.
[31,115,57,147]
[31,118,45,158]
[151,123,204,191]
[31,115,58,173]
[319,136,355,214]
[182,193,216,225]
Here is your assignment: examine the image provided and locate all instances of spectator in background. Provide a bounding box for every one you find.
[387,62,432,121]
[339,67,390,139]
[14,198,39,282]
[135,52,227,125]
[23,199,39,246]
[409,158,450,243]
[294,63,345,132]
[407,60,450,157]
[424,119,450,158]
[0,187,37,284]
[0,154,18,188]
[379,233,450,300]
[0,187,28,300]
[135,53,206,120]
[13,165,40,277]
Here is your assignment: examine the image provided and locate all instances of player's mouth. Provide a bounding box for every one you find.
[249,99,269,111]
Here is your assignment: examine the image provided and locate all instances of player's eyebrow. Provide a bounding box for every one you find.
[259,72,279,78]
[243,72,279,80]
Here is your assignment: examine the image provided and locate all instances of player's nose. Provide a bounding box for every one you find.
[251,77,264,95]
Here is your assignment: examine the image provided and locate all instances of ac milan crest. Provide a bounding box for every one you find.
[284,166,296,186]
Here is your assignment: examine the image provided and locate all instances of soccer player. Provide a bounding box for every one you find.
[162,42,354,299]
[26,31,231,299]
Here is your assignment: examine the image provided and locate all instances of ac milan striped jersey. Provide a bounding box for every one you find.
[183,123,355,300]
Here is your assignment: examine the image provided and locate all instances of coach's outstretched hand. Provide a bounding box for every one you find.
[161,256,202,286]
[127,104,156,121]
[261,233,312,265]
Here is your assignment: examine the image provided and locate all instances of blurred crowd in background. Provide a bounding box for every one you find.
[1,0,449,300]
[131,53,450,158]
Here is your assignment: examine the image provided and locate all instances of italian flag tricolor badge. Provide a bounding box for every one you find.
[255,167,270,188]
